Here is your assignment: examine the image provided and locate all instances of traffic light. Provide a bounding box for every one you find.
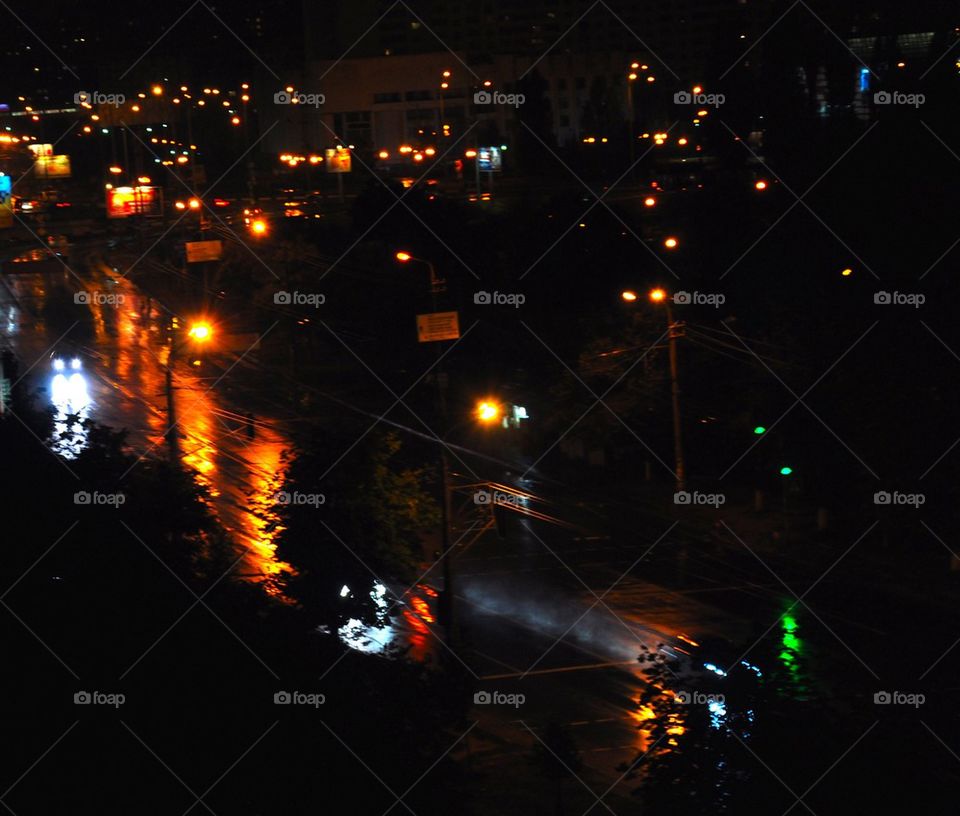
[779,466,793,476]
[753,426,766,435]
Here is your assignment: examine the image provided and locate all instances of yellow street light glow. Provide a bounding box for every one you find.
[188,322,212,341]
[664,237,678,249]
[644,197,656,207]
[622,290,638,302]
[628,72,638,80]
[692,85,703,94]
[755,180,768,190]
[137,176,151,184]
[251,219,267,235]
[646,76,655,82]
[395,251,413,262]
[476,401,501,423]
[440,82,449,89]
[131,104,140,112]
[678,137,688,145]
[442,70,451,78]
[378,150,389,159]
[630,62,640,69]
[649,288,667,303]
[175,201,186,210]
[176,155,189,164]
[465,149,478,158]
[425,147,436,156]
[188,198,201,209]
[841,267,853,276]
[483,80,492,87]
[109,165,122,174]
[399,145,413,153]
[231,116,241,125]
[152,85,163,95]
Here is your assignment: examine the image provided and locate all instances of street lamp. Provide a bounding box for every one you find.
[395,250,444,292]
[476,400,502,424]
[165,319,213,461]
[622,288,686,492]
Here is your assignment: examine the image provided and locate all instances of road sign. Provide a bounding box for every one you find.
[417,311,460,343]
[185,240,223,263]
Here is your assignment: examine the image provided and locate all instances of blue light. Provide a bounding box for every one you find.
[703,662,727,677]
[859,68,870,92]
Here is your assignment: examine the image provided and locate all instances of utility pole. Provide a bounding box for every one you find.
[665,300,686,493]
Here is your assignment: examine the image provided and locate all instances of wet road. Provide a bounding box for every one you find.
[0,245,292,588]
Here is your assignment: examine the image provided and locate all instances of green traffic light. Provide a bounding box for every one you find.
[753,426,766,435]
[780,466,793,476]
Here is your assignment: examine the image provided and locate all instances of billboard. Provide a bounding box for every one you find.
[106,186,160,218]
[416,311,460,343]
[325,147,351,173]
[0,174,11,229]
[35,154,71,178]
[28,143,53,158]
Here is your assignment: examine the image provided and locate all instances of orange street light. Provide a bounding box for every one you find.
[622,290,638,302]
[841,267,853,277]
[378,150,389,159]
[250,218,268,235]
[395,251,413,263]
[649,288,668,303]
[188,322,212,342]
[644,197,656,207]
[476,401,502,424]
[108,165,122,174]
[152,85,163,96]
[188,197,201,210]
[664,237,678,249]
[755,180,768,190]
[692,85,703,94]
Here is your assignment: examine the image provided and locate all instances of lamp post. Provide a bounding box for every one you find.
[395,251,456,641]
[623,289,686,492]
[627,64,639,176]
[165,320,213,462]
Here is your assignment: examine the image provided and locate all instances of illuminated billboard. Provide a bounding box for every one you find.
[35,154,71,178]
[106,186,160,218]
[325,147,351,173]
[0,174,11,229]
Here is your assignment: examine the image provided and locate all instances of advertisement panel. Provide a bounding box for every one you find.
[35,154,71,178]
[106,186,159,218]
[0,174,12,229]
[325,147,351,173]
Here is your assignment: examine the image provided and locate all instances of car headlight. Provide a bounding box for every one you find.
[70,358,82,370]
[53,358,65,371]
